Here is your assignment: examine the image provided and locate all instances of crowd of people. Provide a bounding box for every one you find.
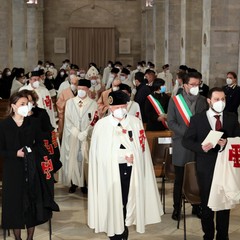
[0,58,240,240]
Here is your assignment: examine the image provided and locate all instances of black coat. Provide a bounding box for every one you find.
[134,83,151,123]
[0,116,59,229]
[145,92,170,131]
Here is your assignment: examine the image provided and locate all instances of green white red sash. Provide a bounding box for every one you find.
[172,94,192,126]
[147,94,168,129]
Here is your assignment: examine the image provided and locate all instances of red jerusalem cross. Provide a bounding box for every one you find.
[44,96,52,110]
[41,156,54,179]
[43,139,54,155]
[229,144,240,168]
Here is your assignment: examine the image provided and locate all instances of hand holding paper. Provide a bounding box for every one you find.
[201,130,224,149]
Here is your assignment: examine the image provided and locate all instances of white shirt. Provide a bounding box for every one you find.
[206,108,223,131]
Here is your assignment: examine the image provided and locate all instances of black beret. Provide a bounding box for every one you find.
[108,90,130,105]
[119,83,132,94]
[30,71,40,77]
[121,68,130,75]
[15,68,25,78]
[78,79,91,88]
[111,67,120,74]
[38,69,45,76]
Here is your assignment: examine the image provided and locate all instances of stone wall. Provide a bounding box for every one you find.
[43,0,142,69]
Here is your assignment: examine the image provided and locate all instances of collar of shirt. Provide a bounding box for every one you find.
[206,108,223,130]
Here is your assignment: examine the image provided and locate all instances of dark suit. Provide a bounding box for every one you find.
[182,110,240,240]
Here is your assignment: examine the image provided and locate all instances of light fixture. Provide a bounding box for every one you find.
[146,0,154,7]
[26,0,38,4]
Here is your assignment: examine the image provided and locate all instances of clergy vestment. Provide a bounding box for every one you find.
[19,84,57,128]
[59,95,98,187]
[126,100,142,119]
[88,114,163,237]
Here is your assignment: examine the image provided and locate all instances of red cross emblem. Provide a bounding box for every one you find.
[43,139,54,155]
[51,131,58,148]
[44,96,52,110]
[41,156,54,179]
[139,129,146,152]
[229,144,240,168]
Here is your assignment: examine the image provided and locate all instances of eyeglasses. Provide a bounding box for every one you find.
[188,83,200,87]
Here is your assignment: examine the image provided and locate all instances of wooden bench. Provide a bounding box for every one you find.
[145,130,172,177]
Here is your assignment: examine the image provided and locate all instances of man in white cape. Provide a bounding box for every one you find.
[88,90,163,239]
[59,79,98,193]
[19,70,57,128]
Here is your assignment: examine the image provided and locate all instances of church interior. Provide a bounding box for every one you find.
[1,0,240,239]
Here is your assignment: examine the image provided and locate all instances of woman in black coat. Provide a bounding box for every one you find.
[145,78,170,131]
[0,91,58,240]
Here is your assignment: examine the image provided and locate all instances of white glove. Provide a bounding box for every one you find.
[78,126,90,142]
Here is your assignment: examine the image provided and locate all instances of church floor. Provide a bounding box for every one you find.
[1,181,240,240]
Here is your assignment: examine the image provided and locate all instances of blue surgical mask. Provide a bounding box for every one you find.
[160,86,166,93]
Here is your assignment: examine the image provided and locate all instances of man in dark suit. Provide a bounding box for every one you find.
[182,87,240,240]
[134,72,151,123]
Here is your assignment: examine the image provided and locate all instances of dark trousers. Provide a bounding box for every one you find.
[109,164,132,240]
[197,167,230,240]
[173,165,184,211]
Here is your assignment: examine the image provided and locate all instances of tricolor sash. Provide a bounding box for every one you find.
[172,94,192,126]
[147,94,168,129]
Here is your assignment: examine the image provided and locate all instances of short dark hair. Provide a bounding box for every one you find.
[227,71,237,79]
[152,78,165,91]
[183,71,202,84]
[135,72,145,83]
[207,87,224,99]
[177,72,187,81]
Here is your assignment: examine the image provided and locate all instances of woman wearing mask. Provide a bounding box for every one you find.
[0,91,59,240]
[144,78,170,131]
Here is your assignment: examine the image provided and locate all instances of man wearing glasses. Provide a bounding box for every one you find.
[167,71,208,220]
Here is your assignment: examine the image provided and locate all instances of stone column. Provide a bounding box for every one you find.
[0,0,12,68]
[164,0,169,64]
[145,7,154,63]
[180,0,186,65]
[153,0,165,70]
[12,0,27,68]
[201,0,211,85]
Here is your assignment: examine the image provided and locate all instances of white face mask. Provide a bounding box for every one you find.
[108,64,112,68]
[226,78,232,85]
[112,86,119,91]
[60,72,65,77]
[50,66,54,69]
[113,108,127,119]
[120,76,125,82]
[78,89,87,98]
[7,71,11,76]
[28,102,33,112]
[48,76,53,79]
[137,66,141,70]
[212,100,225,113]
[0,74,2,78]
[91,80,97,85]
[46,64,50,68]
[17,105,29,117]
[189,86,199,96]
[80,73,85,78]
[175,79,179,86]
[32,81,39,89]
[70,84,77,92]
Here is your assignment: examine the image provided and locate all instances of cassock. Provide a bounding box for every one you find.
[59,95,98,187]
[88,114,163,237]
[19,84,57,128]
[208,137,240,211]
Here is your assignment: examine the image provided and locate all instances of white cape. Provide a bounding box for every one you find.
[208,137,240,211]
[88,114,163,236]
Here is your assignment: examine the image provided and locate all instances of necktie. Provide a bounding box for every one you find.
[214,115,222,131]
